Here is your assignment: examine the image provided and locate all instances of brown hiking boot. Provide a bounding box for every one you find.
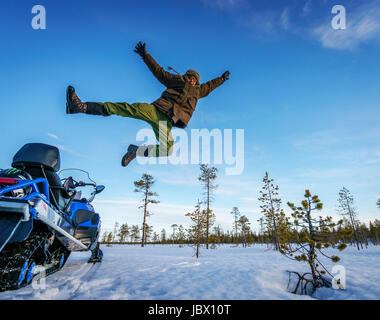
[121,144,139,167]
[66,86,88,114]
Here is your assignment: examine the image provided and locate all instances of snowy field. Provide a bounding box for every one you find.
[0,244,379,300]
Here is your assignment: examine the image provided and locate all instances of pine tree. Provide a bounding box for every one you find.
[130,225,140,243]
[198,164,218,249]
[101,231,108,243]
[374,220,380,245]
[106,232,113,243]
[186,201,208,258]
[112,222,120,243]
[144,224,153,243]
[152,232,159,244]
[257,217,265,244]
[337,187,362,250]
[134,173,160,247]
[231,207,240,243]
[160,228,167,244]
[258,172,288,251]
[118,223,130,243]
[177,225,186,246]
[212,225,223,245]
[238,215,250,248]
[171,224,178,245]
[357,221,369,248]
[282,190,349,295]
[369,221,379,245]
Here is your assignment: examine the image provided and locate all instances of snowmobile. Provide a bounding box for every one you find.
[0,143,105,291]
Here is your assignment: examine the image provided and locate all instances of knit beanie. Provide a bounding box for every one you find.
[184,69,200,84]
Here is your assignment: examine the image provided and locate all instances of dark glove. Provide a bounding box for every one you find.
[222,70,230,80]
[134,41,147,57]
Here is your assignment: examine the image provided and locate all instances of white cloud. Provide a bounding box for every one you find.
[293,129,343,151]
[297,166,380,181]
[95,199,138,205]
[202,0,288,35]
[47,132,59,140]
[55,144,90,159]
[313,1,380,50]
[160,176,199,187]
[240,196,258,204]
[203,0,380,50]
[280,8,291,31]
[301,0,312,17]
[366,151,380,164]
[215,188,240,195]
[201,0,247,10]
[293,126,380,153]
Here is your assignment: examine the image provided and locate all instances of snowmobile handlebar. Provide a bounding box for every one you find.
[61,175,105,200]
[74,180,105,195]
[62,176,95,188]
[75,181,96,188]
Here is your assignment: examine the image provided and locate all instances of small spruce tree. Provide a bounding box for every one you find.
[171,224,178,245]
[130,225,141,243]
[160,228,167,244]
[238,215,251,248]
[106,232,113,246]
[118,223,130,243]
[258,172,289,251]
[177,225,186,247]
[281,190,349,295]
[186,201,207,258]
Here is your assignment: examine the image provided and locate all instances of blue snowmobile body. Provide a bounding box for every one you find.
[0,143,104,291]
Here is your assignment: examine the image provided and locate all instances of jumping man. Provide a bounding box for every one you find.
[66,42,230,167]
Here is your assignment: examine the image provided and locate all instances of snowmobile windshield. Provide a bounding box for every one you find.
[58,168,98,203]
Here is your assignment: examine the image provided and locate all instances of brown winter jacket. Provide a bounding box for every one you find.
[141,52,226,128]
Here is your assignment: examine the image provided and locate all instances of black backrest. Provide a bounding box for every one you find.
[12,143,64,209]
[12,143,60,172]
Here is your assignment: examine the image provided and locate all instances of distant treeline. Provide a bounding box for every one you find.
[100,218,380,248]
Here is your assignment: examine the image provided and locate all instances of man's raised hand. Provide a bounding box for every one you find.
[134,42,147,57]
[222,70,230,80]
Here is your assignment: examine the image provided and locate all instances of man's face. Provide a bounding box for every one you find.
[187,75,197,86]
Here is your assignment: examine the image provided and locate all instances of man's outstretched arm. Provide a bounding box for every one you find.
[134,42,180,87]
[199,71,230,98]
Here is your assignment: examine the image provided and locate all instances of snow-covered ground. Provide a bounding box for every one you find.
[0,244,379,300]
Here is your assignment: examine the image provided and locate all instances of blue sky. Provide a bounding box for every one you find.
[1,0,380,236]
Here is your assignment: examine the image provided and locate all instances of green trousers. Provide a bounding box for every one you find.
[101,102,174,157]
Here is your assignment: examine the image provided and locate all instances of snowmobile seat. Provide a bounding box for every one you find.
[11,143,70,211]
